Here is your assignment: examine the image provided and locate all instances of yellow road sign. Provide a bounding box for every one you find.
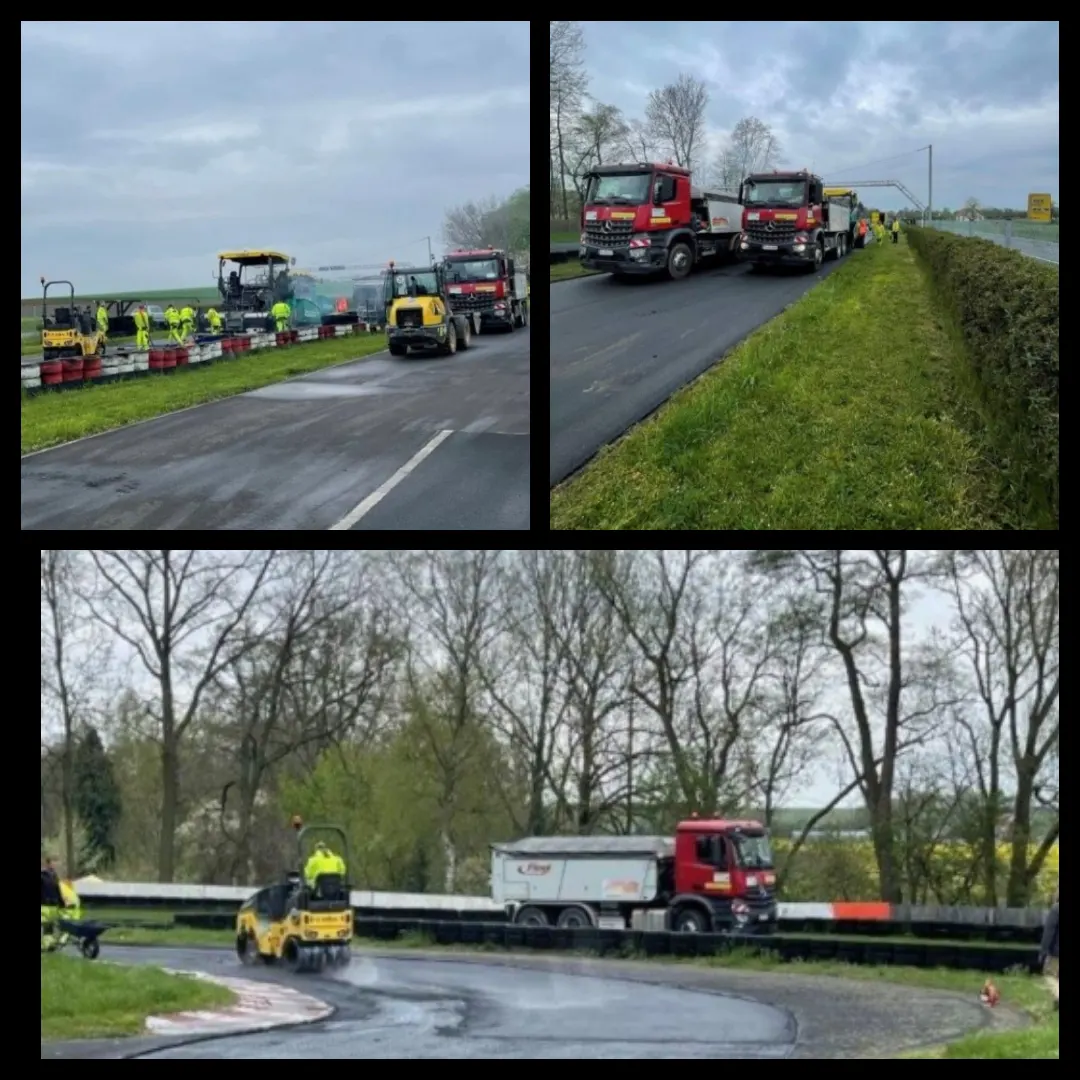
[1027,193,1052,222]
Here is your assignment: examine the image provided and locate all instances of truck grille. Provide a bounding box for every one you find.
[746,222,796,243]
[584,220,634,246]
[395,308,422,329]
[450,293,494,314]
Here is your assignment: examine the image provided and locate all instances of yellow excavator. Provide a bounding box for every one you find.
[235,816,353,973]
[39,278,105,360]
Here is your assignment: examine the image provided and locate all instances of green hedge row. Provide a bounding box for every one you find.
[906,227,1058,527]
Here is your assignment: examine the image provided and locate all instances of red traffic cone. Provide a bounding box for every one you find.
[979,979,1000,1007]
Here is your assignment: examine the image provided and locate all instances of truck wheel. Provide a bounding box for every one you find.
[388,342,406,356]
[440,322,458,356]
[666,241,694,280]
[514,906,550,927]
[556,906,594,929]
[672,908,710,933]
[457,317,471,350]
[810,241,824,272]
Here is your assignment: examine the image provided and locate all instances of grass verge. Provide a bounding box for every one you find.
[21,333,388,454]
[40,951,235,1040]
[360,929,1057,1059]
[550,230,578,244]
[550,237,1019,530]
[551,261,601,283]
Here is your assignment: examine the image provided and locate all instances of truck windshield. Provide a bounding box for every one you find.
[733,833,774,869]
[586,172,652,205]
[445,259,500,282]
[742,180,807,208]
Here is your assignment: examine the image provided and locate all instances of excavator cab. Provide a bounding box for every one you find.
[235,815,353,973]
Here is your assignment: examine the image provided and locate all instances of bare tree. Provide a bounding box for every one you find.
[940,549,1059,905]
[388,550,506,891]
[749,550,962,903]
[573,102,629,170]
[443,196,503,251]
[709,116,782,189]
[644,74,708,173]
[79,551,278,882]
[41,550,101,873]
[621,118,659,164]
[591,551,776,817]
[550,20,588,221]
[210,552,401,883]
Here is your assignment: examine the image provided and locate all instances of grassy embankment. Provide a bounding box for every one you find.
[551,234,1033,530]
[21,333,389,454]
[82,905,1054,1057]
[40,951,235,1040]
[550,228,601,282]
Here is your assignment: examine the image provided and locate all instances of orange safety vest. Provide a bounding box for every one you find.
[859,220,867,236]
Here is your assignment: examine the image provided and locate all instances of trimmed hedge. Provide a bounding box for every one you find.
[906,226,1058,527]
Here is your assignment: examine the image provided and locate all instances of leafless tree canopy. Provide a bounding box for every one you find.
[644,74,709,173]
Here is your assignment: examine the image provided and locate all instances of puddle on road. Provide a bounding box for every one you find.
[247,383,401,401]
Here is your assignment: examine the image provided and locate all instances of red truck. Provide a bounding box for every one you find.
[491,814,778,935]
[579,161,743,281]
[442,248,529,332]
[738,169,854,272]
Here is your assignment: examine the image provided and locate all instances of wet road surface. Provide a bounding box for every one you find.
[52,945,1020,1059]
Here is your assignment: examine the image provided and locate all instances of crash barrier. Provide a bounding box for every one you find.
[550,241,580,266]
[20,322,384,397]
[74,878,1051,945]
[350,916,1040,975]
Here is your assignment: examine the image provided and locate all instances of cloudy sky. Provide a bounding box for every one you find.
[579,21,1058,215]
[20,22,529,296]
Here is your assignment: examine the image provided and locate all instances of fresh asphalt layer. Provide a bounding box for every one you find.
[22,329,529,531]
[41,944,1023,1059]
[549,253,853,488]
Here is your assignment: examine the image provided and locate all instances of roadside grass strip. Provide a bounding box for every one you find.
[551,261,601,283]
[40,951,235,1040]
[551,239,1010,530]
[21,334,388,454]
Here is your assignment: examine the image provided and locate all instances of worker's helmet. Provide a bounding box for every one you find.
[315,841,329,852]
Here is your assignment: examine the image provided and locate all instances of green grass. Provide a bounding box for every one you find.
[22,316,42,333]
[551,237,1020,530]
[40,951,235,1040]
[551,261,600,282]
[21,333,388,453]
[550,230,579,244]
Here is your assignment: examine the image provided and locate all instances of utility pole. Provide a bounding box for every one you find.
[928,143,933,226]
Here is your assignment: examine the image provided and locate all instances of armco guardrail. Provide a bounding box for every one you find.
[75,879,1050,945]
[350,917,1038,974]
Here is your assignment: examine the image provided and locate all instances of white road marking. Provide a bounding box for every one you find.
[329,429,453,530]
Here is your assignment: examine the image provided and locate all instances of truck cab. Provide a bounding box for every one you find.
[738,171,853,272]
[442,249,528,332]
[579,162,742,281]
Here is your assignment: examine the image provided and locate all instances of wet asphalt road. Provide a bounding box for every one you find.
[549,253,854,488]
[21,328,529,531]
[48,944,1017,1059]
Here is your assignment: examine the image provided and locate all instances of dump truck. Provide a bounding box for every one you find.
[442,249,528,331]
[738,170,854,272]
[579,161,742,281]
[491,815,777,935]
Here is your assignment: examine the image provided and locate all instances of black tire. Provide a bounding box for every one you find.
[809,241,823,272]
[672,907,710,933]
[440,322,457,356]
[388,342,406,356]
[556,907,593,929]
[237,933,258,966]
[458,317,471,350]
[514,905,550,927]
[283,937,303,972]
[81,938,101,960]
[666,241,694,280]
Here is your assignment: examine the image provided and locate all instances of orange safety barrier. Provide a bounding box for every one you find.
[830,902,892,921]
